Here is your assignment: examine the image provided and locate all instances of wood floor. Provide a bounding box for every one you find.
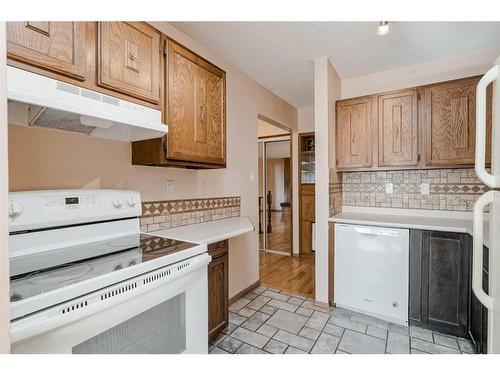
[259,209,291,252]
[259,251,315,298]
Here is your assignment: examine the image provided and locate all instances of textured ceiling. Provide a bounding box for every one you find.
[172,22,500,108]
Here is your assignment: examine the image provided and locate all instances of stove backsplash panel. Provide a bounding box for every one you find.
[140,197,241,232]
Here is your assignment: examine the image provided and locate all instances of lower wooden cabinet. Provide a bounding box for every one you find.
[469,245,489,354]
[207,240,229,341]
[409,230,470,337]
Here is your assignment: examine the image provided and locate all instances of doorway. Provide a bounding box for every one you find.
[257,117,314,298]
[258,138,292,254]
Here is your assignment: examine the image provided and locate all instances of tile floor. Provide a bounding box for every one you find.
[209,285,476,355]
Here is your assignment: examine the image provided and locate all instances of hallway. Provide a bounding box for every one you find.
[259,251,314,298]
[259,210,291,252]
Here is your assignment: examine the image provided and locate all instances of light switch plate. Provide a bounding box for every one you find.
[385,183,394,194]
[421,183,430,195]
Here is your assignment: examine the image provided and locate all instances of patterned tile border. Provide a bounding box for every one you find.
[142,196,240,217]
[140,196,241,233]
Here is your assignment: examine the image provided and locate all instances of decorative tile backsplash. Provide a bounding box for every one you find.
[342,169,488,212]
[140,196,241,232]
[329,169,342,216]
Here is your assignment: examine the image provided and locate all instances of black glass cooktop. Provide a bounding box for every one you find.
[10,234,198,302]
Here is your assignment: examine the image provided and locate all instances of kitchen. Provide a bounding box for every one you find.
[1,5,500,370]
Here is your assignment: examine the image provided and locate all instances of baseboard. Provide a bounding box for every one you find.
[314,300,330,309]
[229,280,261,305]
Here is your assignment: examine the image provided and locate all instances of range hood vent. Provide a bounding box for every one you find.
[7,66,167,142]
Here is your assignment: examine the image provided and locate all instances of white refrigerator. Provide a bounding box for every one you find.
[473,55,500,354]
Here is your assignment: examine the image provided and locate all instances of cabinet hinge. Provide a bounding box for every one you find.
[417,154,421,162]
[417,92,421,101]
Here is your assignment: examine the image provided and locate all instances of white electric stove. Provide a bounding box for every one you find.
[8,189,210,354]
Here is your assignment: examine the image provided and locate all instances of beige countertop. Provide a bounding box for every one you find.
[329,206,490,248]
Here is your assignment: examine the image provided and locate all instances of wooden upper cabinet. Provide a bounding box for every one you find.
[424,77,491,166]
[6,22,86,80]
[378,89,419,167]
[336,97,372,169]
[166,40,226,166]
[97,22,161,104]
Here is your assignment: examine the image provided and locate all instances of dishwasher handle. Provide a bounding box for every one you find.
[354,226,400,237]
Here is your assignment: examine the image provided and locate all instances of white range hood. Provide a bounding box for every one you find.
[7,66,167,142]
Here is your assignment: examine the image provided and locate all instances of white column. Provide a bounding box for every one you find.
[0,21,11,353]
[314,57,340,305]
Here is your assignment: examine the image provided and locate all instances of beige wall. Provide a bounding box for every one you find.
[266,158,285,211]
[298,107,315,133]
[0,22,10,353]
[341,47,500,99]
[8,22,298,299]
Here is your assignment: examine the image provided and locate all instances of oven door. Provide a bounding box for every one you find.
[11,253,210,354]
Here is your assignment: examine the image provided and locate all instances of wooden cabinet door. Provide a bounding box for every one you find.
[336,97,372,169]
[378,90,418,167]
[98,22,161,103]
[425,77,492,166]
[167,40,226,166]
[7,22,86,80]
[409,230,470,337]
[208,242,228,341]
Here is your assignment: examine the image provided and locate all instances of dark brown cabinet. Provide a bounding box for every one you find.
[469,245,489,354]
[409,230,471,337]
[207,240,229,341]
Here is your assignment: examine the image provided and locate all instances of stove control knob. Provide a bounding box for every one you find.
[127,197,136,207]
[112,197,123,209]
[9,201,23,219]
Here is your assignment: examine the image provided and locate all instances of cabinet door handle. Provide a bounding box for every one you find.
[129,53,140,61]
[199,105,205,123]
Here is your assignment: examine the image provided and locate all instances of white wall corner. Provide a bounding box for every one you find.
[0,21,11,353]
[314,57,340,305]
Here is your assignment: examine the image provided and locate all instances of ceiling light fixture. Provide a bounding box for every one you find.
[376,21,389,36]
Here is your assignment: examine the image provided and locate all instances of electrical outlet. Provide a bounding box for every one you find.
[421,183,430,195]
[385,183,394,194]
[166,180,175,194]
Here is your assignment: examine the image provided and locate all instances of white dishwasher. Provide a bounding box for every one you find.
[334,223,409,325]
